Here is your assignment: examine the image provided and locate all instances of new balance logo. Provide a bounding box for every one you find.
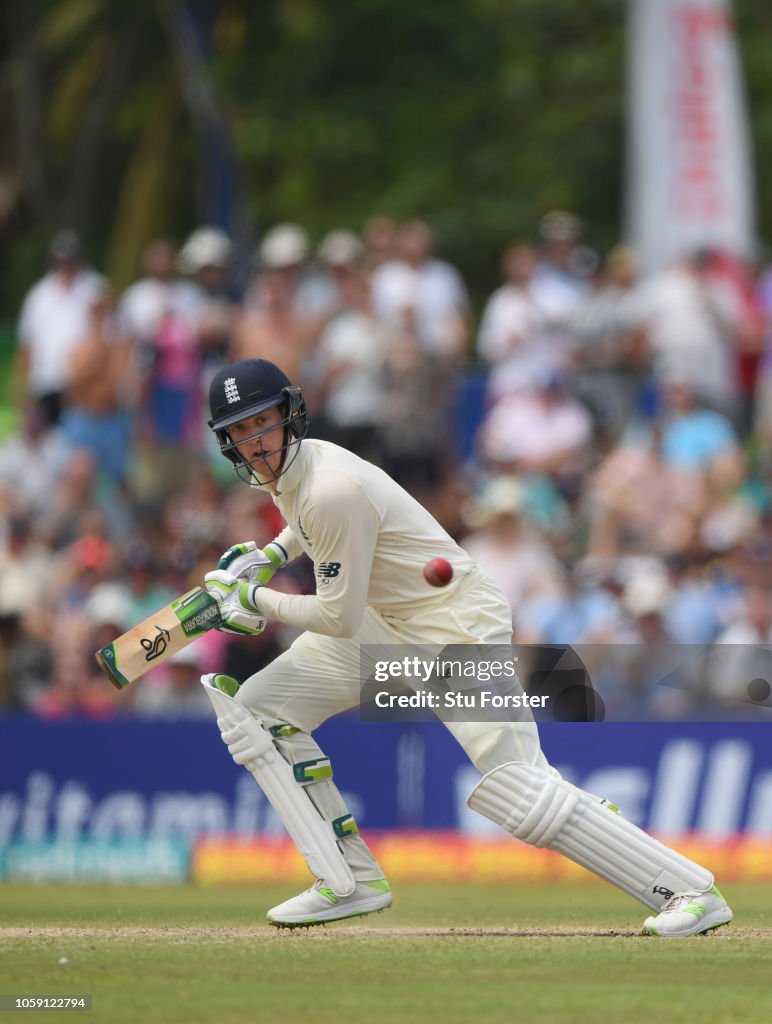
[317,562,341,579]
[224,377,240,404]
[653,886,675,899]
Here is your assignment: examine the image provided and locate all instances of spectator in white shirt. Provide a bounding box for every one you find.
[477,243,561,399]
[371,219,470,361]
[15,230,106,426]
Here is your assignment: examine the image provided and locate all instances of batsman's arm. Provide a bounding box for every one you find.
[95,586,222,689]
[274,526,303,562]
[249,473,378,638]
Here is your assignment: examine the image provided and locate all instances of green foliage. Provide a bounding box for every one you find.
[2,0,771,311]
[734,0,772,251]
[216,0,625,295]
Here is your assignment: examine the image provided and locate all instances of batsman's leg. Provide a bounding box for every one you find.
[262,721,392,927]
[203,617,395,927]
[467,758,733,937]
[203,673,391,927]
[418,571,731,937]
[436,588,732,939]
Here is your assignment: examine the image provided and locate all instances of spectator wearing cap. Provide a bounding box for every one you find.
[309,229,368,331]
[259,222,310,271]
[232,223,321,384]
[81,581,133,645]
[370,219,470,487]
[317,229,363,267]
[608,557,700,721]
[118,238,208,497]
[177,226,239,388]
[310,229,391,462]
[459,477,562,615]
[15,229,107,427]
[178,227,234,295]
[257,222,333,319]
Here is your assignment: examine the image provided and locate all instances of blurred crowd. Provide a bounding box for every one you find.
[2,211,772,721]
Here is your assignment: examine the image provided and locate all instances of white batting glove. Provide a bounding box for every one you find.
[204,569,267,637]
[216,540,287,584]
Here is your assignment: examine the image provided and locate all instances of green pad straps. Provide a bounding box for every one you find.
[269,723,301,738]
[293,758,333,784]
[332,814,359,839]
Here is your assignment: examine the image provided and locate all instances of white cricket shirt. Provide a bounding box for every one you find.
[253,439,478,637]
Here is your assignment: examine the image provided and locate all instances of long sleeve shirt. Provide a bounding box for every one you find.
[253,440,478,638]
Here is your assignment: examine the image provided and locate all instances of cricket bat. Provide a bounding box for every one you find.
[94,587,222,689]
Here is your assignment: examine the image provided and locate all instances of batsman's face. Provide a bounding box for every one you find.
[228,405,286,484]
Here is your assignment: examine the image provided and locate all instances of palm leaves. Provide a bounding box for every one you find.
[5,0,195,289]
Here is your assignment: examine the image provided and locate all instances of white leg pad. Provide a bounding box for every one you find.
[468,762,713,910]
[204,681,355,897]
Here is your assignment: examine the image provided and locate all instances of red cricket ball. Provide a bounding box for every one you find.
[423,557,454,587]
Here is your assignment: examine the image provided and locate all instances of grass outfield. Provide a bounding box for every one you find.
[1,882,771,1024]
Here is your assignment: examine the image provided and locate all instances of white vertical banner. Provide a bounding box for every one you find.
[627,0,755,274]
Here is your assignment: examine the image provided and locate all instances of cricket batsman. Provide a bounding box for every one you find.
[200,357,733,935]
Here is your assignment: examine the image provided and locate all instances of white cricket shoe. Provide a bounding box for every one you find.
[642,885,733,937]
[267,878,392,928]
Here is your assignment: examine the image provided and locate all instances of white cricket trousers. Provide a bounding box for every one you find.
[236,568,547,881]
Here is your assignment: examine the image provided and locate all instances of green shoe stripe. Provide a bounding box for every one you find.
[363,879,391,894]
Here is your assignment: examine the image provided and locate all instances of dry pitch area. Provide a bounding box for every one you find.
[1,881,771,1023]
